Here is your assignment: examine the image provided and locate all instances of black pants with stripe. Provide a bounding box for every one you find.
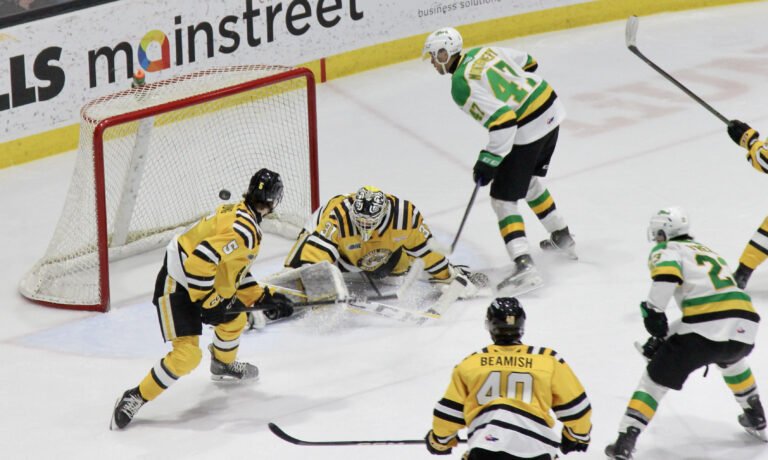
[647,333,754,390]
[490,127,559,202]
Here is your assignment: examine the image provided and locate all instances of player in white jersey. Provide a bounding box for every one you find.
[726,119,768,289]
[422,27,576,295]
[605,207,765,459]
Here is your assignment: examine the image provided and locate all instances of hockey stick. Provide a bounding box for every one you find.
[229,294,438,325]
[625,15,728,124]
[268,422,466,446]
[450,180,481,253]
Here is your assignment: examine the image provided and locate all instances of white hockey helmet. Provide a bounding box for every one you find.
[647,206,690,242]
[422,27,463,66]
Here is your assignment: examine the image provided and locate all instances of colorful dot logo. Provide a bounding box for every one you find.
[138,30,170,72]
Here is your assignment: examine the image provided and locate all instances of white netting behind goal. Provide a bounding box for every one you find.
[20,65,318,311]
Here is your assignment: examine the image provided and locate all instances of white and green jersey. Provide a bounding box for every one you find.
[646,239,760,344]
[450,46,565,156]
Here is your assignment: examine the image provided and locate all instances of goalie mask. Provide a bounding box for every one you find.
[244,168,284,218]
[647,206,690,242]
[350,186,389,242]
[486,297,526,345]
[423,27,463,74]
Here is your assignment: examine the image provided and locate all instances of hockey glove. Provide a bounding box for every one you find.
[637,336,665,361]
[728,120,760,149]
[640,301,668,338]
[473,150,502,186]
[560,427,590,454]
[425,430,457,455]
[201,296,246,326]
[260,290,295,321]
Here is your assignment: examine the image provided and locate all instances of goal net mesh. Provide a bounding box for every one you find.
[20,65,317,311]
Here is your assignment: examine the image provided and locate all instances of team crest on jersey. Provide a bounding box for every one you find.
[359,248,392,271]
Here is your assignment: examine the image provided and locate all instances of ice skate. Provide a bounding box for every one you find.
[209,344,259,381]
[496,255,543,296]
[739,395,767,442]
[604,426,640,459]
[110,387,146,430]
[539,227,578,260]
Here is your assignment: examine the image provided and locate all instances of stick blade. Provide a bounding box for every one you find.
[269,422,303,445]
[625,15,639,48]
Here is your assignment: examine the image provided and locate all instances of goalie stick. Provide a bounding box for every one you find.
[231,294,439,325]
[625,15,728,124]
[268,422,466,446]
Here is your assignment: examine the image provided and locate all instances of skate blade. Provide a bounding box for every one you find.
[540,240,579,260]
[109,396,123,431]
[496,272,544,297]
[210,374,260,383]
[745,426,768,442]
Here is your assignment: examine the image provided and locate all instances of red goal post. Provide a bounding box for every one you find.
[20,65,319,312]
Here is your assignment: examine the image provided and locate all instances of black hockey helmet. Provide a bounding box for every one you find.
[486,297,526,345]
[244,168,283,216]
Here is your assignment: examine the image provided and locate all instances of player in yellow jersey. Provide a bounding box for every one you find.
[284,185,487,300]
[726,120,768,289]
[423,27,576,296]
[110,168,295,430]
[605,207,765,459]
[426,297,592,459]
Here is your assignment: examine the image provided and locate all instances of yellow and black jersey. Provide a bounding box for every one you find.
[285,193,452,281]
[165,202,268,309]
[433,344,591,458]
[747,139,768,174]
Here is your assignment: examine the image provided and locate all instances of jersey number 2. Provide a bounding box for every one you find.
[477,371,533,405]
[695,254,735,290]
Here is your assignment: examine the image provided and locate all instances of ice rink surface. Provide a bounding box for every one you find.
[2,3,768,459]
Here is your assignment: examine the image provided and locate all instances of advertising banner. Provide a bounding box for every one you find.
[0,0,588,145]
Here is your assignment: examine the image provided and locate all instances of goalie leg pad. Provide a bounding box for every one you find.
[264,261,349,302]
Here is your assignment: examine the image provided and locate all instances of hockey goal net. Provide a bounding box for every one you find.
[20,65,318,312]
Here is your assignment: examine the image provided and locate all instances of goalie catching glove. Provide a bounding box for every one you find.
[259,289,295,320]
[425,430,457,456]
[728,119,760,149]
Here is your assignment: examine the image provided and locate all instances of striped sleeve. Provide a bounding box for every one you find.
[648,243,683,283]
[236,272,268,307]
[551,356,592,438]
[402,208,451,281]
[300,233,341,265]
[185,240,219,300]
[748,140,768,174]
[432,366,469,439]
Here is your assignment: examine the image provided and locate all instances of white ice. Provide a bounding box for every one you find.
[2,3,768,459]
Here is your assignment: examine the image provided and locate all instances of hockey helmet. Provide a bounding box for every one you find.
[486,297,526,345]
[350,186,389,242]
[647,206,690,242]
[244,168,284,216]
[423,27,463,73]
